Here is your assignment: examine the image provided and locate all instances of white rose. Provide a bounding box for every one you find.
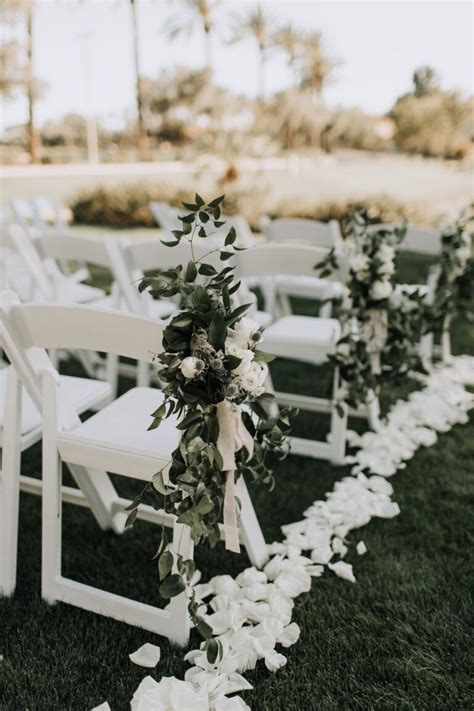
[240,361,268,395]
[349,253,370,279]
[180,356,204,379]
[457,245,471,266]
[229,316,260,348]
[379,259,395,276]
[234,349,254,377]
[370,279,393,301]
[378,244,395,263]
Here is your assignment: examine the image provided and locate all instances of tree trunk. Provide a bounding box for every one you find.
[26,2,39,164]
[204,28,212,70]
[130,0,149,161]
[258,45,265,102]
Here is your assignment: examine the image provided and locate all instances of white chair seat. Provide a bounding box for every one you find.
[57,387,180,479]
[263,315,341,364]
[275,275,345,301]
[0,369,111,443]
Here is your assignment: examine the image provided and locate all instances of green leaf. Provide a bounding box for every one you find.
[179,213,195,224]
[185,260,197,283]
[181,201,198,211]
[226,303,251,326]
[158,550,173,580]
[198,263,217,276]
[225,226,236,246]
[208,194,225,208]
[195,193,205,206]
[253,349,275,363]
[199,211,210,223]
[208,311,227,350]
[225,354,242,370]
[196,617,213,640]
[161,239,180,248]
[192,286,211,312]
[125,508,137,529]
[219,251,234,261]
[159,574,186,599]
[205,638,219,664]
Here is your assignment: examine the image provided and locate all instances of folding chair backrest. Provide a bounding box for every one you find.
[236,243,344,281]
[35,233,111,269]
[0,294,165,408]
[368,223,442,256]
[9,199,39,232]
[32,197,70,232]
[149,202,180,232]
[262,217,341,249]
[8,225,55,299]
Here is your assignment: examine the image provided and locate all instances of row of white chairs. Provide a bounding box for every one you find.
[0,205,450,644]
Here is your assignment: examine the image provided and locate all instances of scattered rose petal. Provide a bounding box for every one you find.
[129,643,161,668]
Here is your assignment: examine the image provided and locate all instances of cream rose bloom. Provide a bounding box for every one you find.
[180,356,204,379]
[229,317,260,348]
[370,279,393,301]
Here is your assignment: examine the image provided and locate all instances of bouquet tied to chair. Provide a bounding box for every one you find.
[316,212,427,411]
[126,194,295,658]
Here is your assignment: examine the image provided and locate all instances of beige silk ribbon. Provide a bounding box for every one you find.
[216,400,254,554]
[360,308,388,375]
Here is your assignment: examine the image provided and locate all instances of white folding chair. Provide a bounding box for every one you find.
[0,309,113,596]
[237,244,380,464]
[0,298,268,644]
[260,217,345,317]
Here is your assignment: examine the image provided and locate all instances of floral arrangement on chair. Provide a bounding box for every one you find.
[317,213,425,410]
[126,194,294,658]
[429,208,473,343]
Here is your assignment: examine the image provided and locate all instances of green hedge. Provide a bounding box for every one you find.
[70,183,431,230]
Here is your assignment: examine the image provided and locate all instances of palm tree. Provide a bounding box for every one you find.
[166,0,220,70]
[299,31,339,100]
[272,23,303,80]
[230,3,274,101]
[2,0,39,162]
[129,0,149,160]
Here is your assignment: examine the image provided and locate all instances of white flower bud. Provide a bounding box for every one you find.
[180,356,204,379]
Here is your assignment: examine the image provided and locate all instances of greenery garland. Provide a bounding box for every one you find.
[316,213,426,410]
[125,193,295,661]
[429,208,473,339]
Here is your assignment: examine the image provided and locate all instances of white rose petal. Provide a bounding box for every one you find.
[264,650,287,673]
[129,643,161,668]
[356,541,367,555]
[328,561,356,583]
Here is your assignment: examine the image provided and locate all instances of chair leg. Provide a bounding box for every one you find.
[319,301,332,318]
[168,522,193,647]
[137,360,151,388]
[329,371,348,465]
[0,370,22,596]
[236,475,268,569]
[41,371,63,604]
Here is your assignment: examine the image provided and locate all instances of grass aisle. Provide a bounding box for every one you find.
[1,256,472,710]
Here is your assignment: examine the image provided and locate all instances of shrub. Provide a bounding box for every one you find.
[70,185,434,231]
[71,183,190,227]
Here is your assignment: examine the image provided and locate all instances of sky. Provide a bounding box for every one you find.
[1,0,473,132]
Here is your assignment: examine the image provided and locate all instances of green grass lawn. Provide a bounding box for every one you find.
[1,257,473,711]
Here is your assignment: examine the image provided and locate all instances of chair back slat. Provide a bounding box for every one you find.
[7,303,164,365]
[263,218,340,249]
[36,234,111,268]
[236,243,341,281]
